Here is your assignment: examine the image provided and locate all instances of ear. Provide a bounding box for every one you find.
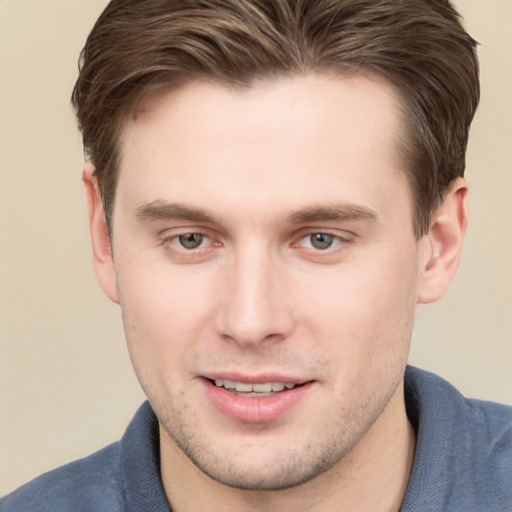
[417,177,468,304]
[82,165,119,303]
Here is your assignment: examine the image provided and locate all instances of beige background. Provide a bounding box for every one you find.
[1,0,511,496]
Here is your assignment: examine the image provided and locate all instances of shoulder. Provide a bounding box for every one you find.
[405,365,511,438]
[0,402,164,512]
[0,442,125,512]
[460,396,512,495]
[403,366,512,511]
[464,395,512,442]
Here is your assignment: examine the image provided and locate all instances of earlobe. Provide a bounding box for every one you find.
[417,177,468,304]
[82,165,119,304]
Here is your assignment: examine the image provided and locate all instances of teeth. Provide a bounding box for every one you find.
[213,380,297,393]
[235,382,252,392]
[252,383,272,393]
[271,382,285,391]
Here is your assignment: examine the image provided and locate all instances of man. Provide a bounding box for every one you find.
[1,0,510,510]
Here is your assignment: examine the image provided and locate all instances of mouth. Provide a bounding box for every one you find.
[209,379,301,397]
[201,376,314,423]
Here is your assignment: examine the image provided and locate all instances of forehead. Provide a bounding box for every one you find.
[124,72,402,151]
[117,73,411,226]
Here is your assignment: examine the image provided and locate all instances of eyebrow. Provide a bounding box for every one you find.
[135,201,216,224]
[135,201,378,226]
[287,204,378,224]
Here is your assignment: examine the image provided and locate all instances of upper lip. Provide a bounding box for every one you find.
[201,372,310,385]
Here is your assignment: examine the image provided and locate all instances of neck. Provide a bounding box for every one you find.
[160,382,416,512]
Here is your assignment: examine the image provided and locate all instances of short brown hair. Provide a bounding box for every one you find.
[72,0,479,237]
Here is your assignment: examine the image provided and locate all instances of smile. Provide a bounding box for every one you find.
[213,379,298,396]
[202,377,314,423]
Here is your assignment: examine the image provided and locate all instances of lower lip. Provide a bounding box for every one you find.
[201,379,315,423]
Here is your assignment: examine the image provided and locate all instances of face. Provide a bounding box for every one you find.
[105,74,425,490]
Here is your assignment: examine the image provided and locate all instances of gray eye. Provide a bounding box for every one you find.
[310,233,334,250]
[178,233,204,249]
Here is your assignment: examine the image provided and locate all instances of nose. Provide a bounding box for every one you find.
[214,247,295,347]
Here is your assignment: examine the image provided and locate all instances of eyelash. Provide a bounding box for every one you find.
[295,232,345,251]
[163,232,218,256]
[161,230,353,260]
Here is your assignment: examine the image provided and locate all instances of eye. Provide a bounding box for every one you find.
[177,233,207,250]
[161,230,222,262]
[303,233,338,250]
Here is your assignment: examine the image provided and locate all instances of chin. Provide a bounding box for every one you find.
[161,417,355,491]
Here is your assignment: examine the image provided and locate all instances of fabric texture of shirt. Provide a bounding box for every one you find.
[1,366,511,511]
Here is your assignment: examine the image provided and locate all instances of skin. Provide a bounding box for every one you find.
[84,74,467,511]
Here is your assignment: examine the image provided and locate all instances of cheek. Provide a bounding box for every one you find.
[115,261,217,377]
[305,259,416,323]
[301,249,418,366]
